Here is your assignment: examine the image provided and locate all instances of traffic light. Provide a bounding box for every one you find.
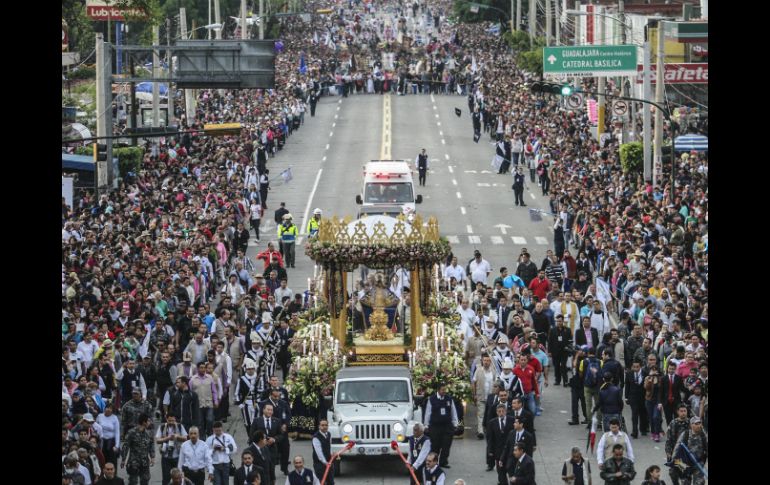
[93,143,108,162]
[529,82,575,96]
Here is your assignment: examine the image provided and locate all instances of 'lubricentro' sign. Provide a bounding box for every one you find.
[86,0,148,21]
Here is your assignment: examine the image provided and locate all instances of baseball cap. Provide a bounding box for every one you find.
[82,413,95,422]
[689,416,702,424]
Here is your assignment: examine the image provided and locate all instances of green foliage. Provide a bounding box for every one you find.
[503,30,532,53]
[620,142,644,174]
[74,146,93,156]
[503,30,545,76]
[68,65,96,80]
[519,47,544,76]
[113,146,145,177]
[63,0,96,56]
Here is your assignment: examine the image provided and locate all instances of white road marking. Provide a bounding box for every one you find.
[530,192,536,199]
[297,237,304,245]
[329,132,334,137]
[456,192,462,199]
[464,170,477,173]
[326,144,330,150]
[460,206,466,215]
[477,182,491,187]
[535,236,549,245]
[435,114,439,118]
[334,114,338,119]
[480,170,492,174]
[441,139,445,145]
[338,99,342,104]
[512,236,527,245]
[445,154,450,160]
[466,225,474,234]
[439,131,443,136]
[322,156,327,161]
[491,236,504,245]
[337,107,340,111]
[494,224,511,235]
[332,122,336,127]
[437,122,441,126]
[452,179,457,185]
[468,235,481,244]
[446,235,460,244]
[448,166,454,173]
[300,169,324,235]
[430,94,435,103]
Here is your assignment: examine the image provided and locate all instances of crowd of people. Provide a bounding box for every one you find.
[62,0,706,484]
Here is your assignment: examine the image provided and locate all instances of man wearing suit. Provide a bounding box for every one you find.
[259,388,292,474]
[505,443,536,485]
[659,361,685,426]
[486,404,514,484]
[251,404,282,479]
[234,450,264,485]
[496,295,513,332]
[483,388,513,437]
[243,431,272,485]
[502,417,536,463]
[510,397,536,437]
[574,316,600,350]
[624,361,648,438]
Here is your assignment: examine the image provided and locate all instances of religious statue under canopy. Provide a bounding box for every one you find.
[359,273,400,341]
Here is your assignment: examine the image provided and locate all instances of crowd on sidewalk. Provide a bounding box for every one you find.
[62,1,706,484]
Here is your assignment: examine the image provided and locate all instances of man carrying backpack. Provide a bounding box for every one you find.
[581,348,603,429]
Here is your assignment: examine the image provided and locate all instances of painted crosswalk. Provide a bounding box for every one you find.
[440,235,551,246]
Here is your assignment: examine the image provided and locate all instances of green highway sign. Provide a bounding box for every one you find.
[543,45,638,77]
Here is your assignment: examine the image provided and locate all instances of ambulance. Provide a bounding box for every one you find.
[355,160,423,214]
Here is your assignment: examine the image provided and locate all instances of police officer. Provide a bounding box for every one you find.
[512,167,527,207]
[120,414,155,485]
[307,208,322,238]
[665,404,691,485]
[416,148,429,186]
[424,383,459,468]
[277,213,298,268]
[408,423,431,485]
[671,417,708,485]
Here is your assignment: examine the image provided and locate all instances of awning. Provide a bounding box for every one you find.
[674,133,708,152]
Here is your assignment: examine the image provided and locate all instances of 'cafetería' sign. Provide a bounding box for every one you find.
[635,63,708,84]
[86,0,148,21]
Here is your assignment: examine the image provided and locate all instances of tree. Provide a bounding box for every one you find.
[619,142,644,174]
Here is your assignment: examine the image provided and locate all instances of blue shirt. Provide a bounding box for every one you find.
[532,349,549,368]
[202,313,216,333]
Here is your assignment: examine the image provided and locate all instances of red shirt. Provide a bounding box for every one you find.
[529,277,550,301]
[513,364,539,397]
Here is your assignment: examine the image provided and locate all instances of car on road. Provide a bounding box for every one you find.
[325,366,422,474]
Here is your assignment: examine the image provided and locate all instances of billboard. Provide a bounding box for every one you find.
[635,63,708,84]
[86,0,149,21]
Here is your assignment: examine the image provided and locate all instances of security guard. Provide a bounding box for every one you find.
[415,148,429,186]
[408,423,431,485]
[424,383,459,468]
[277,213,298,268]
[307,208,322,238]
[512,167,527,207]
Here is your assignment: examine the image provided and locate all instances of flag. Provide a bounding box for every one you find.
[596,278,612,307]
[350,53,357,71]
[492,155,503,170]
[274,40,284,53]
[138,325,152,359]
[471,55,478,73]
[299,52,308,74]
[586,413,598,453]
[313,31,319,44]
[280,167,293,184]
[454,107,461,117]
[487,24,501,35]
[456,83,462,95]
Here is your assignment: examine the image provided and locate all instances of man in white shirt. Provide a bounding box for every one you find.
[444,257,466,290]
[178,426,212,485]
[468,250,492,287]
[76,333,99,368]
[273,279,293,307]
[421,452,446,485]
[596,418,634,469]
[205,421,237,485]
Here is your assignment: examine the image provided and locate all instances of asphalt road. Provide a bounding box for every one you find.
[136,91,674,484]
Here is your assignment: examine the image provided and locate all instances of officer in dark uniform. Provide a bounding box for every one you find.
[416,148,429,186]
[424,384,459,468]
[422,452,446,485]
[513,167,527,207]
[120,414,155,485]
[308,91,318,117]
[408,423,431,485]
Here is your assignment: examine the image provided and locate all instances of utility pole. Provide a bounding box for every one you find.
[95,33,113,193]
[129,56,138,146]
[597,11,606,140]
[511,0,515,32]
[642,40,652,182]
[152,26,160,129]
[554,0,560,45]
[214,0,222,39]
[619,0,628,143]
[259,0,265,40]
[166,18,175,128]
[241,0,248,39]
[545,0,552,46]
[516,0,522,32]
[529,0,537,45]
[180,8,196,127]
[653,21,665,188]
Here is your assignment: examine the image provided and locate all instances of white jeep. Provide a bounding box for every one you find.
[325,366,423,474]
